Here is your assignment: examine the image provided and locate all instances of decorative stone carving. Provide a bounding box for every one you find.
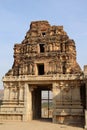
[5,21,81,76]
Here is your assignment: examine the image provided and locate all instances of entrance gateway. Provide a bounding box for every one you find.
[30,84,52,120]
[0,21,87,128]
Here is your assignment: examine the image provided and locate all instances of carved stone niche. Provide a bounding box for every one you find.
[62,84,70,93]
[10,87,18,100]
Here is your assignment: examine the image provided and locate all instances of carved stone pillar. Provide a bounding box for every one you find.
[10,87,15,100]
[15,87,19,100]
[19,87,24,101]
[52,82,61,123]
[23,83,32,121]
[52,82,61,98]
[3,87,7,100]
[9,83,15,100]
[3,83,10,100]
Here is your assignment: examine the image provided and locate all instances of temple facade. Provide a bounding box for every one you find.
[0,21,87,128]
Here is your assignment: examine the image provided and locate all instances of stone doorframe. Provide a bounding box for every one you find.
[23,83,53,121]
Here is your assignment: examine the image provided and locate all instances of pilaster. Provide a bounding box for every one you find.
[19,83,24,101]
[52,82,61,123]
[23,83,32,121]
[3,83,10,100]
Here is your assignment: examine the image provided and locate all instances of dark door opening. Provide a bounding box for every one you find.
[38,64,44,75]
[39,44,45,53]
[80,83,86,109]
[32,85,53,121]
[32,88,41,119]
[62,61,66,74]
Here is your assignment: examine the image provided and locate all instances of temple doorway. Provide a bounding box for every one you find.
[32,85,53,120]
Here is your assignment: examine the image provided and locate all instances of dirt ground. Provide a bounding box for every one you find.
[0,120,84,130]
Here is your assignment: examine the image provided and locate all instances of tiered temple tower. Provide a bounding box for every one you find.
[6,21,81,76]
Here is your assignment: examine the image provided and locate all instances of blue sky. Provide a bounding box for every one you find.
[0,0,87,89]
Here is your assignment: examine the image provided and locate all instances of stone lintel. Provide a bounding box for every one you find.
[2,74,83,82]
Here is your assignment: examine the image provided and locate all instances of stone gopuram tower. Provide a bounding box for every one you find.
[0,21,87,127]
[6,21,81,76]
